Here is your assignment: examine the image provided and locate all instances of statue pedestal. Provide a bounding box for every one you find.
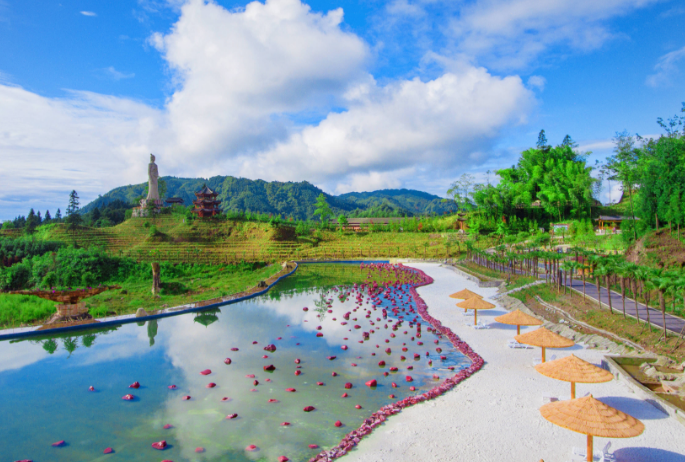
[133,199,163,218]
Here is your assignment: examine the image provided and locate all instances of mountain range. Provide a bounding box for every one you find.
[82,176,457,220]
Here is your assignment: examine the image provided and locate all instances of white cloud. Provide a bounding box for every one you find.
[447,0,658,70]
[646,45,685,87]
[238,67,534,191]
[0,84,161,216]
[80,11,97,17]
[101,66,136,80]
[0,0,535,218]
[527,75,546,91]
[152,0,369,165]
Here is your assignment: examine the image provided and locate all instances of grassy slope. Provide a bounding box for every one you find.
[511,283,685,363]
[31,216,475,263]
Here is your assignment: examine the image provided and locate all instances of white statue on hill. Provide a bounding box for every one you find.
[133,153,163,217]
[147,154,160,201]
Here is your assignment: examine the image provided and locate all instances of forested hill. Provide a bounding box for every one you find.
[82,176,457,220]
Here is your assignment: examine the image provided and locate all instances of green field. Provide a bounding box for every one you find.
[15,216,474,264]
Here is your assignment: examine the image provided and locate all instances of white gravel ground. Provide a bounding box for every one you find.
[345,263,685,462]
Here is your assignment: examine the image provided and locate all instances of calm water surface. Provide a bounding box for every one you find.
[0,264,469,462]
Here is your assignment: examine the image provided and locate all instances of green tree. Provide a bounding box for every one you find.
[65,190,82,229]
[606,131,640,240]
[55,208,62,221]
[447,173,475,211]
[25,209,39,234]
[337,214,348,229]
[313,193,333,227]
[536,129,549,151]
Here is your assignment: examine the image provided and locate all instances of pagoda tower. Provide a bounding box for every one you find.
[191,185,222,218]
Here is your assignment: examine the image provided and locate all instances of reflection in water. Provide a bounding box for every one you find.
[0,264,470,462]
[194,309,220,328]
[148,319,159,346]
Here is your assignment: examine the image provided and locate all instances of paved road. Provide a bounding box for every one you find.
[564,275,685,335]
[478,259,685,336]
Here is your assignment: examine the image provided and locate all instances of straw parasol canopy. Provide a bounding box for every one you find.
[515,327,574,362]
[456,297,496,325]
[449,289,483,300]
[540,395,644,462]
[535,354,613,399]
[494,309,543,335]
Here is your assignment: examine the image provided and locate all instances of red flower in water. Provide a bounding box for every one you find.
[303,406,315,412]
[151,440,167,450]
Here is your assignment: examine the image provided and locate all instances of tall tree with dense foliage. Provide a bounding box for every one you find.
[313,193,333,227]
[65,190,82,228]
[25,209,39,234]
[606,104,685,237]
[471,134,596,222]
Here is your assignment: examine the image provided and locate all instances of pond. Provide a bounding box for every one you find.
[0,263,471,462]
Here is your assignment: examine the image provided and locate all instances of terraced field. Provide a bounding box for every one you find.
[27,217,477,264]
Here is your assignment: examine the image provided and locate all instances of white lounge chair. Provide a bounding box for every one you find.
[507,340,533,349]
[572,442,613,461]
[473,321,490,330]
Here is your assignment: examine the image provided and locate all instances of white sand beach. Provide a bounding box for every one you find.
[346,263,685,462]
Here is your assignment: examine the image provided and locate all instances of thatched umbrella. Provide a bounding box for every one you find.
[535,354,613,399]
[514,327,574,362]
[449,289,483,308]
[540,395,644,462]
[456,297,496,325]
[494,309,543,335]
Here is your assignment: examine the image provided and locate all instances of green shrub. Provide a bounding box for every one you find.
[0,294,56,326]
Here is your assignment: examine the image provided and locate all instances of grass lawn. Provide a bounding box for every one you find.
[0,294,58,328]
[86,263,282,317]
[0,263,282,328]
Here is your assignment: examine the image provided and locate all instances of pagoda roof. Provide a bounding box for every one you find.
[196,184,218,196]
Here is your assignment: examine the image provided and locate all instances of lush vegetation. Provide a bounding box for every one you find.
[0,236,63,267]
[467,132,596,222]
[605,104,685,242]
[0,294,58,326]
[0,242,282,327]
[79,176,457,220]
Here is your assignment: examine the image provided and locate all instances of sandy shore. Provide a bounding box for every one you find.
[345,263,685,462]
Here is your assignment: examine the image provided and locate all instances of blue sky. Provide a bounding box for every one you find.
[0,0,684,219]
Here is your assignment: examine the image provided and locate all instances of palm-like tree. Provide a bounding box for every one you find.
[589,255,606,311]
[651,268,674,339]
[635,267,654,331]
[602,258,617,315]
[617,262,638,319]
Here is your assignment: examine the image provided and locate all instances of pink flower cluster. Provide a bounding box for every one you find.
[308,264,484,462]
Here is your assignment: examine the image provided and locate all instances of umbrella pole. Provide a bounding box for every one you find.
[474,310,478,326]
[542,346,546,363]
[586,434,593,462]
[571,382,576,399]
[517,325,520,335]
